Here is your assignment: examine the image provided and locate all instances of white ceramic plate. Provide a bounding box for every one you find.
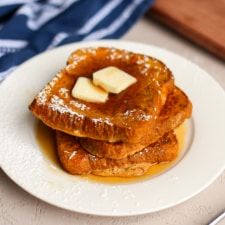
[0,40,225,216]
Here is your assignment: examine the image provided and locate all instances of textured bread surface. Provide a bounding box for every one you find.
[80,87,192,159]
[29,47,174,143]
[56,131,178,177]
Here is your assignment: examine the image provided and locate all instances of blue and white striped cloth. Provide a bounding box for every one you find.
[0,0,154,81]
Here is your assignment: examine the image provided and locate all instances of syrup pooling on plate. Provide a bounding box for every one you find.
[35,121,186,184]
[35,121,60,169]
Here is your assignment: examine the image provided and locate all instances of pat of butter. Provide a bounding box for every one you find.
[93,66,137,94]
[72,77,108,103]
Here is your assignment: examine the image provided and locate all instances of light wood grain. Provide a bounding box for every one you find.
[150,0,225,60]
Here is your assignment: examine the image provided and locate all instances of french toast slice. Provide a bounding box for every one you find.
[56,131,178,177]
[29,47,174,143]
[80,87,192,159]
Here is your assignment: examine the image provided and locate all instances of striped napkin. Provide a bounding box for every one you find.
[0,0,154,81]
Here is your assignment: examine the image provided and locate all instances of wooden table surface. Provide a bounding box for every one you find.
[1,18,225,225]
[150,0,225,60]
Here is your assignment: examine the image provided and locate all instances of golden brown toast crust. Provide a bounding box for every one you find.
[56,131,178,177]
[80,87,192,159]
[29,47,174,143]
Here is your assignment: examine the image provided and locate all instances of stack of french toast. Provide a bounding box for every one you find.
[29,47,192,177]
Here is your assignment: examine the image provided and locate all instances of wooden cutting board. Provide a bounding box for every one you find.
[149,0,225,60]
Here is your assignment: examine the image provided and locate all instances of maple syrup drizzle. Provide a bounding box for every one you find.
[36,121,186,183]
[35,121,60,169]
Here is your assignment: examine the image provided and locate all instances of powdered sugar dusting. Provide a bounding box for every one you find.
[136,58,145,65]
[105,48,130,61]
[137,114,151,121]
[59,87,69,98]
[66,55,87,72]
[70,100,90,111]
[79,47,97,55]
[36,72,63,105]
[123,109,151,121]
[70,55,86,63]
[49,95,84,118]
[136,55,153,76]
[92,117,113,126]
[36,86,51,105]
[67,47,166,82]
[123,109,136,117]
